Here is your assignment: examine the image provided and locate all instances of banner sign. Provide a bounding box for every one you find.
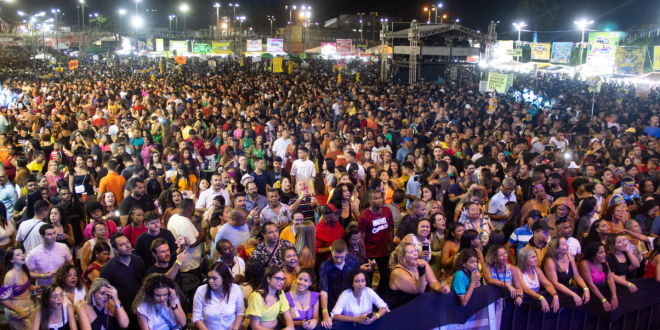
[68,60,78,70]
[155,39,164,52]
[550,42,573,64]
[506,49,522,56]
[486,72,508,93]
[212,41,230,52]
[614,46,647,76]
[336,39,352,55]
[321,42,337,55]
[356,43,368,49]
[246,39,262,52]
[273,58,283,73]
[587,32,620,65]
[266,38,284,52]
[337,58,346,68]
[147,38,153,51]
[193,42,211,53]
[654,46,660,71]
[531,43,551,60]
[505,73,515,90]
[170,40,188,53]
[174,55,187,64]
[497,40,514,61]
[208,60,216,67]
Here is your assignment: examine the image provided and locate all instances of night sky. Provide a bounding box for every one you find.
[4,0,659,42]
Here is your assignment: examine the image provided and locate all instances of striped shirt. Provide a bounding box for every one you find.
[289,195,315,223]
[508,225,533,255]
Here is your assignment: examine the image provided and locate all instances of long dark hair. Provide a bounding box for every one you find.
[243,259,265,291]
[459,229,479,251]
[46,205,70,229]
[157,190,173,212]
[582,241,610,274]
[578,196,597,218]
[173,163,192,190]
[38,284,62,330]
[258,265,284,300]
[584,219,607,247]
[2,246,31,282]
[205,262,233,303]
[89,241,112,264]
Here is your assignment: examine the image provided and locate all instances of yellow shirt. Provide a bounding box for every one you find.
[245,292,290,322]
[182,126,193,140]
[173,174,197,191]
[27,161,43,173]
[280,226,296,244]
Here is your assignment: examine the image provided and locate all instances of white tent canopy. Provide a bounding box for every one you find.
[30,53,53,60]
[56,43,69,50]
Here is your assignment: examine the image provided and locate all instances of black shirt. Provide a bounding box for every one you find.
[146,264,183,291]
[133,228,178,269]
[98,255,146,311]
[118,194,156,216]
[267,169,291,188]
[59,200,86,246]
[546,188,567,203]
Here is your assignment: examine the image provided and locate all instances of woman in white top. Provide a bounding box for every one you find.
[31,284,78,330]
[193,262,245,330]
[331,269,389,326]
[401,218,432,262]
[53,265,86,315]
[133,274,187,330]
[515,246,560,314]
[0,215,15,262]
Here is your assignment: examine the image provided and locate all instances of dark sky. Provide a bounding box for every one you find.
[5,0,658,42]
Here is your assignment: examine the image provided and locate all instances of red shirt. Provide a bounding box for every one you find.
[186,137,204,151]
[93,117,108,127]
[199,146,218,158]
[357,207,393,258]
[315,220,344,267]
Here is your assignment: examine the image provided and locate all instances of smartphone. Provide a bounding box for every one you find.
[369,259,376,267]
[115,211,119,217]
[422,244,430,252]
[367,313,374,318]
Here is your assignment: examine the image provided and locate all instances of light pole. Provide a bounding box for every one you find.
[441,14,446,24]
[229,3,239,53]
[79,0,86,57]
[513,22,526,62]
[267,15,275,36]
[285,5,296,54]
[51,9,60,50]
[357,13,365,42]
[315,22,318,31]
[119,9,125,33]
[574,19,594,66]
[300,6,310,53]
[179,4,188,31]
[169,15,175,32]
[236,16,245,39]
[214,3,220,39]
[434,3,442,24]
[18,11,45,69]
[135,0,139,15]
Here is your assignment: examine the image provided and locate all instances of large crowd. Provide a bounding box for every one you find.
[0,46,659,330]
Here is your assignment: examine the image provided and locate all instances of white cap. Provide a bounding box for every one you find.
[567,161,580,169]
[241,174,253,184]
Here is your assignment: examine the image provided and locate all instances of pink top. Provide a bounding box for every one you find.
[45,172,65,196]
[83,220,118,240]
[142,145,156,167]
[26,243,73,286]
[588,260,606,285]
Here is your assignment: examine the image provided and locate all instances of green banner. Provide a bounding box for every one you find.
[193,42,211,53]
[506,49,522,56]
[487,72,508,93]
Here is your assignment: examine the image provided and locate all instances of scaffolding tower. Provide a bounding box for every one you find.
[408,20,419,84]
[380,21,388,81]
[485,22,498,70]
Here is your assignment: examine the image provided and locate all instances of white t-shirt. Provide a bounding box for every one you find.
[290,159,317,184]
[550,137,567,151]
[137,298,181,330]
[272,138,291,167]
[167,214,202,272]
[567,237,581,257]
[15,219,45,255]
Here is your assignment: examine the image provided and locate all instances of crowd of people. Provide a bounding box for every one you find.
[0,46,659,330]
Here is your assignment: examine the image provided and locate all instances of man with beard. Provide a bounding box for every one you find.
[259,188,292,230]
[196,173,229,212]
[249,221,293,268]
[358,190,394,295]
[245,181,268,215]
[99,233,146,330]
[145,237,188,290]
[118,178,155,226]
[134,211,180,268]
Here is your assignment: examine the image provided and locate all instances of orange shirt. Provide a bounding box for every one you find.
[366,119,379,133]
[99,172,127,203]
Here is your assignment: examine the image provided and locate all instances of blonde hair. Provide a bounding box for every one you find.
[517,246,537,273]
[543,237,566,273]
[86,278,111,305]
[425,200,443,218]
[389,242,414,270]
[294,220,316,265]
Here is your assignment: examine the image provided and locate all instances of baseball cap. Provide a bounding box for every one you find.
[404,137,413,142]
[528,210,543,219]
[532,221,553,232]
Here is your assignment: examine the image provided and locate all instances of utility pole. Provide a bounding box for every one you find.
[80,0,86,59]
[358,13,365,42]
[286,5,295,54]
[214,3,220,40]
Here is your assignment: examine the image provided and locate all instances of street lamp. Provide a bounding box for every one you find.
[132,15,143,28]
[179,4,188,31]
[574,19,594,65]
[236,15,245,38]
[119,9,125,32]
[433,3,442,24]
[357,13,365,42]
[513,22,526,62]
[267,15,275,36]
[229,3,239,41]
[441,14,446,24]
[214,3,220,39]
[169,15,175,32]
[424,7,430,23]
[315,22,318,31]
[51,9,61,50]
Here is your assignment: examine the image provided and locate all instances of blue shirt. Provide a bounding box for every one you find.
[0,182,16,221]
[645,126,660,138]
[319,253,359,311]
[508,225,533,255]
[246,194,268,214]
[451,270,472,296]
[405,177,420,209]
[396,147,411,163]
